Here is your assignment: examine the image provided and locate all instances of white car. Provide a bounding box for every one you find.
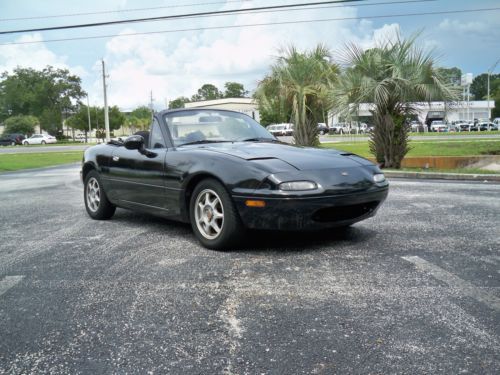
[23,134,57,145]
[430,121,448,132]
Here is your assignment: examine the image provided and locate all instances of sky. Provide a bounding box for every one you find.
[0,0,499,111]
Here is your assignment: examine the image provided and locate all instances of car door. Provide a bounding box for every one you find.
[107,119,174,214]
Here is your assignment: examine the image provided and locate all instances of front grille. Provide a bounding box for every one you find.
[312,201,379,222]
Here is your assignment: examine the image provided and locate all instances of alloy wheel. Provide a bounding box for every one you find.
[194,188,224,240]
[86,177,101,212]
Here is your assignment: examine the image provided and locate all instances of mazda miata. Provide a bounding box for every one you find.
[81,109,388,249]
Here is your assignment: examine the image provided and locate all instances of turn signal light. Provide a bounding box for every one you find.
[245,200,266,207]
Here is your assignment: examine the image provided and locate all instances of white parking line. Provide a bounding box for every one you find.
[402,256,500,312]
[0,275,24,297]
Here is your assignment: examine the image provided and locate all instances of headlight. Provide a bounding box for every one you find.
[373,173,385,183]
[279,181,317,191]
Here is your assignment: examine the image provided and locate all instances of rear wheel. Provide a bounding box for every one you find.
[84,170,116,220]
[10,141,15,146]
[190,179,243,249]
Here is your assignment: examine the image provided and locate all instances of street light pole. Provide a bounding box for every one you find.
[86,95,91,143]
[487,58,500,121]
[102,59,110,142]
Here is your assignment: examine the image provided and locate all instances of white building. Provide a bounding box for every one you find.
[185,98,260,122]
[329,100,495,125]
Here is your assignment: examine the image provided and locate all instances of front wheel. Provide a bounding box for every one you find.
[190,179,244,249]
[23,141,29,146]
[41,140,46,144]
[84,170,116,220]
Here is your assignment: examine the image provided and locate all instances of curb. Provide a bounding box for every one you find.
[383,171,500,182]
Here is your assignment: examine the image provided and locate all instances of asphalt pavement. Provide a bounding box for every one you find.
[0,165,499,374]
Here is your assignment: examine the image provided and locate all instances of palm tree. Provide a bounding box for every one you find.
[333,34,459,168]
[256,45,339,146]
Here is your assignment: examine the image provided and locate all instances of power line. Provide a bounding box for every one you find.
[0,0,368,35]
[0,0,436,24]
[178,0,436,21]
[0,0,250,22]
[1,6,498,46]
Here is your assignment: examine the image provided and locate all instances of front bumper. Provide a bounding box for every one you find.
[233,187,388,231]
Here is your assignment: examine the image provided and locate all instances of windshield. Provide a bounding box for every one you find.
[164,110,275,147]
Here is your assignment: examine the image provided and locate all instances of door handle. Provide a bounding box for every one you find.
[112,156,119,162]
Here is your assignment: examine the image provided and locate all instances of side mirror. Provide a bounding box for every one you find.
[124,135,157,158]
[124,135,144,151]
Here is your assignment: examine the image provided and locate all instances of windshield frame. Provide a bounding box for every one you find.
[163,109,276,147]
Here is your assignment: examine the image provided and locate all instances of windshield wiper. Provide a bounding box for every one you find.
[178,140,231,147]
[240,137,281,143]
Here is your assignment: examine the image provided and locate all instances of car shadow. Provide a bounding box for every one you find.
[235,226,377,254]
[111,209,377,254]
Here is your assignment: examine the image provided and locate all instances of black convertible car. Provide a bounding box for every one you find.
[82,109,388,249]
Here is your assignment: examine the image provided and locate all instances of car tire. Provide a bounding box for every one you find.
[23,141,29,146]
[319,130,325,135]
[190,178,244,249]
[10,141,15,146]
[84,170,116,220]
[41,140,46,144]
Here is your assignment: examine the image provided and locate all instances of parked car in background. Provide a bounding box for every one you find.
[469,122,495,131]
[329,123,350,134]
[478,122,497,131]
[0,133,26,146]
[266,124,287,136]
[317,123,329,135]
[430,120,448,132]
[454,122,472,132]
[281,123,294,136]
[22,134,57,145]
[409,121,422,132]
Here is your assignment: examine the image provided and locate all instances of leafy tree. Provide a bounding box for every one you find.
[125,105,152,132]
[3,115,38,135]
[333,34,459,168]
[256,45,338,146]
[254,77,291,126]
[0,66,86,134]
[169,96,190,109]
[436,67,462,86]
[492,85,500,119]
[67,105,125,140]
[192,84,222,101]
[223,82,248,98]
[470,73,500,100]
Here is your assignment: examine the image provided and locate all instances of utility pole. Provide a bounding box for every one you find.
[149,90,154,120]
[102,59,110,142]
[487,58,500,121]
[86,95,91,143]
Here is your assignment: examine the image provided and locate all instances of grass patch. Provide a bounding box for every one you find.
[326,131,500,137]
[385,167,500,175]
[0,152,83,172]
[321,140,500,157]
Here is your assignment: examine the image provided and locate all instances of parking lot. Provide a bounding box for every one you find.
[1,164,499,373]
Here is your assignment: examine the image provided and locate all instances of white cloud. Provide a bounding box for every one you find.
[439,19,489,34]
[0,33,87,77]
[0,4,410,111]
[97,4,402,110]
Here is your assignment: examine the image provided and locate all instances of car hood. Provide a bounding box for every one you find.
[195,142,373,170]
